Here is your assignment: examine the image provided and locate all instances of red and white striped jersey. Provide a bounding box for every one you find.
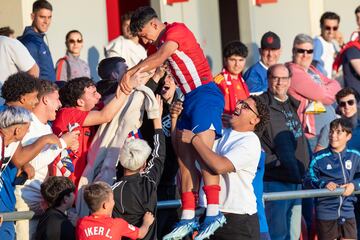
[159,23,213,94]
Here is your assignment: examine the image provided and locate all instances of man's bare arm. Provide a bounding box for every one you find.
[350,59,360,76]
[12,134,61,169]
[82,88,128,127]
[83,69,150,127]
[26,63,40,78]
[120,41,178,94]
[180,130,235,175]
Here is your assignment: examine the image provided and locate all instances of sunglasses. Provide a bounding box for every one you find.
[295,48,314,54]
[324,26,338,31]
[339,99,355,107]
[68,39,83,44]
[234,100,259,117]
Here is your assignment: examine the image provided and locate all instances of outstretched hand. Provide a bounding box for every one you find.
[119,66,149,95]
[153,94,163,129]
[152,65,167,83]
[170,101,183,119]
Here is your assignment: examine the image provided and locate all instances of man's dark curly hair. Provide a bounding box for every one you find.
[335,87,360,104]
[223,41,248,59]
[40,176,75,208]
[59,77,95,107]
[130,6,158,36]
[250,95,270,134]
[1,72,41,103]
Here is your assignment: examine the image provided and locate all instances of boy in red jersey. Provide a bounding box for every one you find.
[214,41,250,116]
[120,6,225,240]
[76,181,154,240]
[51,69,147,188]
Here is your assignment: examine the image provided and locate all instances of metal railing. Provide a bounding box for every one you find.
[2,188,360,222]
[158,188,360,209]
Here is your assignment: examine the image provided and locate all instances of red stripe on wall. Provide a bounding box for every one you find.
[106,0,121,41]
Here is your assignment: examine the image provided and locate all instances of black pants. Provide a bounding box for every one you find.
[209,213,260,240]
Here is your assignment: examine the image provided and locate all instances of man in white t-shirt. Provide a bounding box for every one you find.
[0,36,39,103]
[177,96,270,240]
[14,80,79,240]
[105,12,147,68]
[313,12,343,79]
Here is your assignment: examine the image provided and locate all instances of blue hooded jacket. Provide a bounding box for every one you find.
[18,26,55,81]
[304,147,360,220]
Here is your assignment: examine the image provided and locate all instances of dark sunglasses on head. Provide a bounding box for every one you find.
[339,99,355,107]
[324,26,338,31]
[68,39,83,44]
[295,48,314,54]
[234,100,259,117]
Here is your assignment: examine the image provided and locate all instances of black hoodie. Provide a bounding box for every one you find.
[259,91,310,183]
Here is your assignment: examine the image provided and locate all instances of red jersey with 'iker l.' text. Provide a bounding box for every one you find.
[159,22,212,95]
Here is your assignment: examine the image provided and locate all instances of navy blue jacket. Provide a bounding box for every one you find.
[304,147,360,220]
[18,26,55,81]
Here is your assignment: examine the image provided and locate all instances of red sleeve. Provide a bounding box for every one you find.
[52,108,89,135]
[162,23,191,51]
[75,219,87,240]
[114,218,139,240]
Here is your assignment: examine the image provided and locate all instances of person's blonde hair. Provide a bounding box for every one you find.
[119,138,152,171]
[0,106,31,129]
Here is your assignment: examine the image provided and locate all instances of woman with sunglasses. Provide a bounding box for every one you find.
[287,33,341,153]
[55,30,90,81]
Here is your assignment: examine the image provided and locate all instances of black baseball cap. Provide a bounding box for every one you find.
[261,31,281,49]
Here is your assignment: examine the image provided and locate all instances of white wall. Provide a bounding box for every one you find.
[239,0,313,66]
[239,0,360,68]
[13,0,108,81]
[155,0,222,73]
[46,0,108,80]
[0,0,24,36]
